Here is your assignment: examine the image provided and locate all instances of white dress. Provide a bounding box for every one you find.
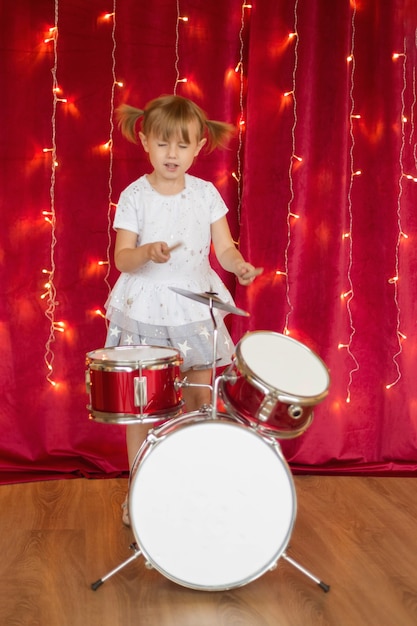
[105,174,236,371]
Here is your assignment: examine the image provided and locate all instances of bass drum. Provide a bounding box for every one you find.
[129,411,296,591]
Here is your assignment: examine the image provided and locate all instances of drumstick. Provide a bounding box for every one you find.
[167,242,183,253]
[244,267,264,279]
[252,267,264,276]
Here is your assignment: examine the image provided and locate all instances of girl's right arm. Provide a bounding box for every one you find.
[114,228,172,272]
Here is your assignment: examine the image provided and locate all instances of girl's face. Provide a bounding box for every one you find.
[139,120,206,184]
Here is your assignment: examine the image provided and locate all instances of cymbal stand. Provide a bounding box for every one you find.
[207,295,218,419]
[176,294,218,418]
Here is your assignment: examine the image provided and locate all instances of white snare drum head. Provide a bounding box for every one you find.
[129,416,296,591]
[88,345,178,363]
[238,332,329,398]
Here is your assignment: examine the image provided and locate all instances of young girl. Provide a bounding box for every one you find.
[105,95,262,525]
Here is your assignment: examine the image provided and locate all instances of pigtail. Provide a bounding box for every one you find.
[115,103,145,144]
[205,119,236,152]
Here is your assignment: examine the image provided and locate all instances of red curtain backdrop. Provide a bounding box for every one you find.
[1,0,417,483]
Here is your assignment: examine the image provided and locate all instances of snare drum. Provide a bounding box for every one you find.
[129,411,296,591]
[220,331,330,439]
[86,345,183,424]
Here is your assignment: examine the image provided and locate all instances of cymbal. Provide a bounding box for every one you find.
[169,287,250,317]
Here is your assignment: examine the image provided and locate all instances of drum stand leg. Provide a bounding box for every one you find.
[281,552,330,592]
[91,543,142,591]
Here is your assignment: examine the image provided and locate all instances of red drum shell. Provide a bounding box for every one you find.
[220,331,329,439]
[86,346,183,424]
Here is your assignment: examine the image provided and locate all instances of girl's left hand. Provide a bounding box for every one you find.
[236,264,264,285]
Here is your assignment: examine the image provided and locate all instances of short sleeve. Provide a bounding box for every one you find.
[205,181,229,224]
[113,181,144,234]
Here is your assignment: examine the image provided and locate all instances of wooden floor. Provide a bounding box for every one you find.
[0,473,416,626]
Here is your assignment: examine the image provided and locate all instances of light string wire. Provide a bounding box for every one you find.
[174,0,188,93]
[282,0,300,335]
[103,0,118,318]
[340,1,360,403]
[43,0,60,386]
[412,28,417,167]
[386,37,409,390]
[410,65,416,155]
[233,1,250,229]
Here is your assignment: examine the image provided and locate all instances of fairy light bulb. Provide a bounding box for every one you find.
[44,26,57,44]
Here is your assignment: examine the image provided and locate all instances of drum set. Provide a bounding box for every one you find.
[86,290,331,593]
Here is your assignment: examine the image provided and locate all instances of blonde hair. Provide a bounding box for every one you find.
[116,95,235,152]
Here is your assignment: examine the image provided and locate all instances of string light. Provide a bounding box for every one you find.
[385,37,409,390]
[42,0,60,388]
[282,0,300,336]
[341,0,360,403]
[100,0,118,332]
[233,1,251,225]
[174,1,188,93]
